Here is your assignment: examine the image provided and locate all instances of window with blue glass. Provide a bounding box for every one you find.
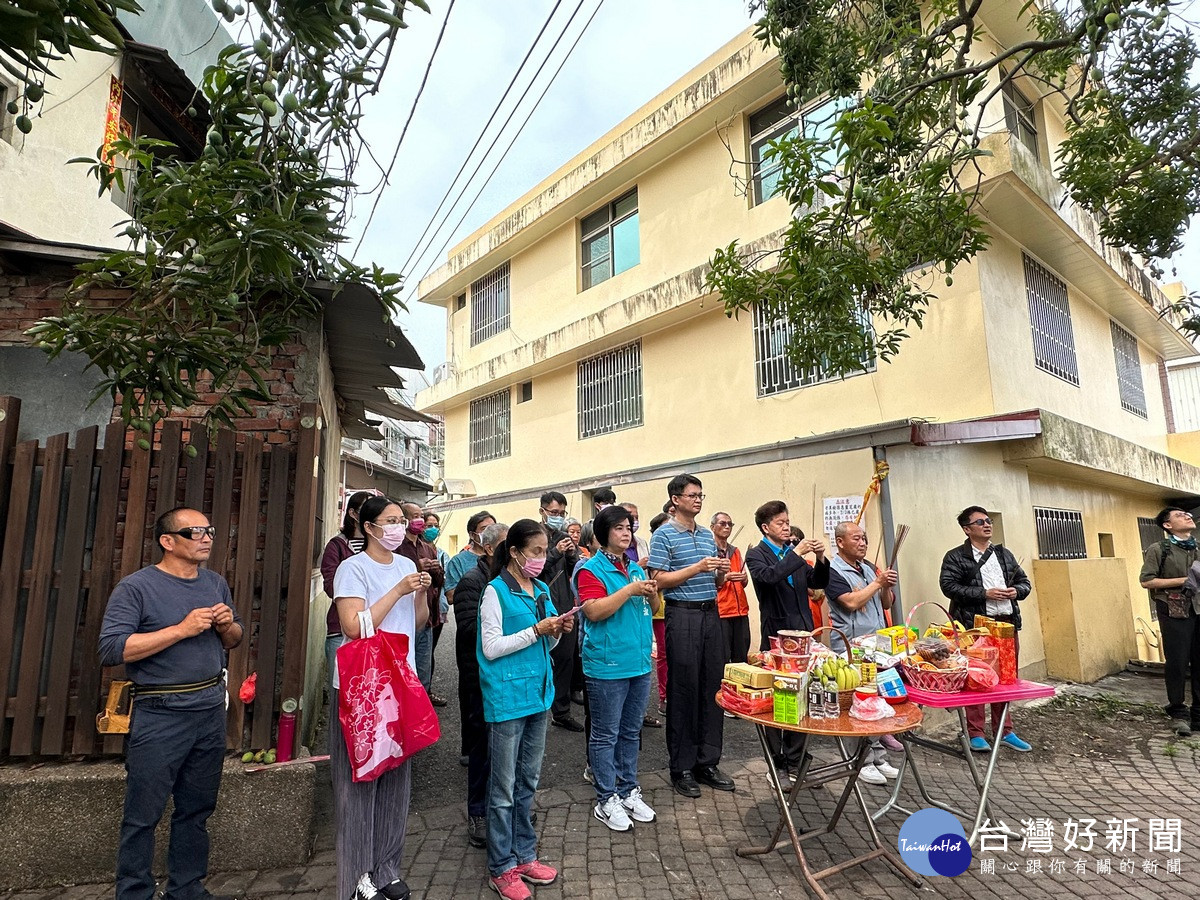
[750,94,854,207]
[580,189,639,290]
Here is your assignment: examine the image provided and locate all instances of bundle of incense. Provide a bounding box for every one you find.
[887,523,910,570]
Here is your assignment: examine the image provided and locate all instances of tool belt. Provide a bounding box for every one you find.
[132,674,222,697]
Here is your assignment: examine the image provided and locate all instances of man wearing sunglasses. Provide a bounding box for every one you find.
[939,505,1032,753]
[99,507,243,900]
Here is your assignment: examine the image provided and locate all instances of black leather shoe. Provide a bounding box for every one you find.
[379,878,411,900]
[672,771,702,798]
[694,765,735,791]
[552,715,585,733]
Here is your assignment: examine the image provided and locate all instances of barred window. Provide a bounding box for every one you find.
[470,262,510,346]
[1024,254,1079,386]
[1002,79,1039,161]
[1033,507,1086,560]
[577,342,644,439]
[1110,321,1147,418]
[468,389,510,464]
[581,189,639,290]
[752,303,874,397]
[1137,516,1161,554]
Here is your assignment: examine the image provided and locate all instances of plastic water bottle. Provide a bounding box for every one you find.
[807,677,825,719]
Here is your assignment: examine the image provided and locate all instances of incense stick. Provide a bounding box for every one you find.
[887,524,910,570]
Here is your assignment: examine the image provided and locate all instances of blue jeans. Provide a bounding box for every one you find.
[414,625,433,692]
[586,672,650,804]
[486,712,547,876]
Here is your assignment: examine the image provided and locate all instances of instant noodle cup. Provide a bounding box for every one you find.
[768,635,782,652]
[770,650,810,674]
[777,630,811,654]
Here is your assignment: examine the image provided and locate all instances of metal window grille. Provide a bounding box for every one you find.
[470,262,510,346]
[577,342,644,439]
[1024,254,1079,386]
[468,389,511,463]
[429,419,445,464]
[1033,507,1087,560]
[751,303,875,397]
[1002,80,1039,161]
[1110,321,1147,418]
[1137,516,1161,554]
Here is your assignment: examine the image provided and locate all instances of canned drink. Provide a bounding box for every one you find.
[860,660,877,684]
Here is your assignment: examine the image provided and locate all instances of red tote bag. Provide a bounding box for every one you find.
[337,610,441,782]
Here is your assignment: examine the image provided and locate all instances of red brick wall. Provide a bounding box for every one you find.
[0,261,314,448]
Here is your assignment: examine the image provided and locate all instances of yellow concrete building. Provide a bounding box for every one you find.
[416,24,1200,683]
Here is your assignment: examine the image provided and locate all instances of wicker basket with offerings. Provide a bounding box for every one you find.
[898,601,969,693]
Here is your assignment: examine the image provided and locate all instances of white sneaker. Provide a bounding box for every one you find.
[858,764,887,786]
[582,765,594,785]
[355,873,380,899]
[594,794,632,831]
[876,761,900,779]
[621,787,657,823]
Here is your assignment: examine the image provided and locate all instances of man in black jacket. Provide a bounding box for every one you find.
[539,490,585,732]
[745,500,829,776]
[453,522,508,848]
[938,506,1033,753]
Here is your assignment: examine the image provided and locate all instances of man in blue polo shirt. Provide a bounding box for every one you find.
[648,473,733,798]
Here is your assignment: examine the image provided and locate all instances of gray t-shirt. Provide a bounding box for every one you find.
[99,565,238,710]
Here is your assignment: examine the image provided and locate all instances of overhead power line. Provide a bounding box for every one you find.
[353,0,459,258]
[400,0,607,307]
[396,0,571,277]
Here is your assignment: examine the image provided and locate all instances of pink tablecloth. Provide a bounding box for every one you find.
[903,678,1056,709]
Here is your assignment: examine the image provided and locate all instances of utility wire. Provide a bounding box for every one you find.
[353,0,459,257]
[399,0,607,307]
[399,0,593,285]
[396,0,568,277]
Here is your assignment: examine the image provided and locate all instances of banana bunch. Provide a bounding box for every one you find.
[817,656,862,691]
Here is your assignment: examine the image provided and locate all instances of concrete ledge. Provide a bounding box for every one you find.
[0,756,316,891]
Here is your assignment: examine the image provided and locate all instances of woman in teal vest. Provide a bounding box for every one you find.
[577,505,662,832]
[477,519,574,900]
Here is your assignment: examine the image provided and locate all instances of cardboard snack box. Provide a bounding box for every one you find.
[724,662,775,690]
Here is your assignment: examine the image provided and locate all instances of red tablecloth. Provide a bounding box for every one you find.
[902,678,1056,709]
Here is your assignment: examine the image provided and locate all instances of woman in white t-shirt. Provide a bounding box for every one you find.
[331,496,430,900]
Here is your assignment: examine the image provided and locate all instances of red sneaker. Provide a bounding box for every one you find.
[515,859,558,885]
[489,868,531,900]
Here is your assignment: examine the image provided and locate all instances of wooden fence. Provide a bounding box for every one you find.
[0,395,321,758]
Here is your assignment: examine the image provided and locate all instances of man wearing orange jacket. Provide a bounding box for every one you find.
[712,512,750,668]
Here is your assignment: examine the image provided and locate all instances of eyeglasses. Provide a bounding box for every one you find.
[372,517,409,527]
[714,520,733,528]
[969,518,993,526]
[676,492,705,501]
[170,526,216,540]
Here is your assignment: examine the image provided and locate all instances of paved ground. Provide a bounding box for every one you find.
[7,627,1200,900]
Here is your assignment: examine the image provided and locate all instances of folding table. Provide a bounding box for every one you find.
[718,695,924,900]
[872,678,1056,844]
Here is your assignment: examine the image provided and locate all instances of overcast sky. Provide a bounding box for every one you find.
[343,0,1200,378]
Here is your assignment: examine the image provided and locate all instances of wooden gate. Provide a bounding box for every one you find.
[0,395,320,758]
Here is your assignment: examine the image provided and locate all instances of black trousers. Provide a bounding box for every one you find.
[550,627,578,720]
[720,615,751,665]
[456,631,490,817]
[117,699,225,900]
[665,603,724,775]
[1160,609,1200,721]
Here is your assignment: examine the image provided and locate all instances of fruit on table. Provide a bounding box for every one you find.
[817,657,861,690]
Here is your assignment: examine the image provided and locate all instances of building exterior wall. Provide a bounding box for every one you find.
[979,233,1170,451]
[418,25,1199,677]
[0,52,124,247]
